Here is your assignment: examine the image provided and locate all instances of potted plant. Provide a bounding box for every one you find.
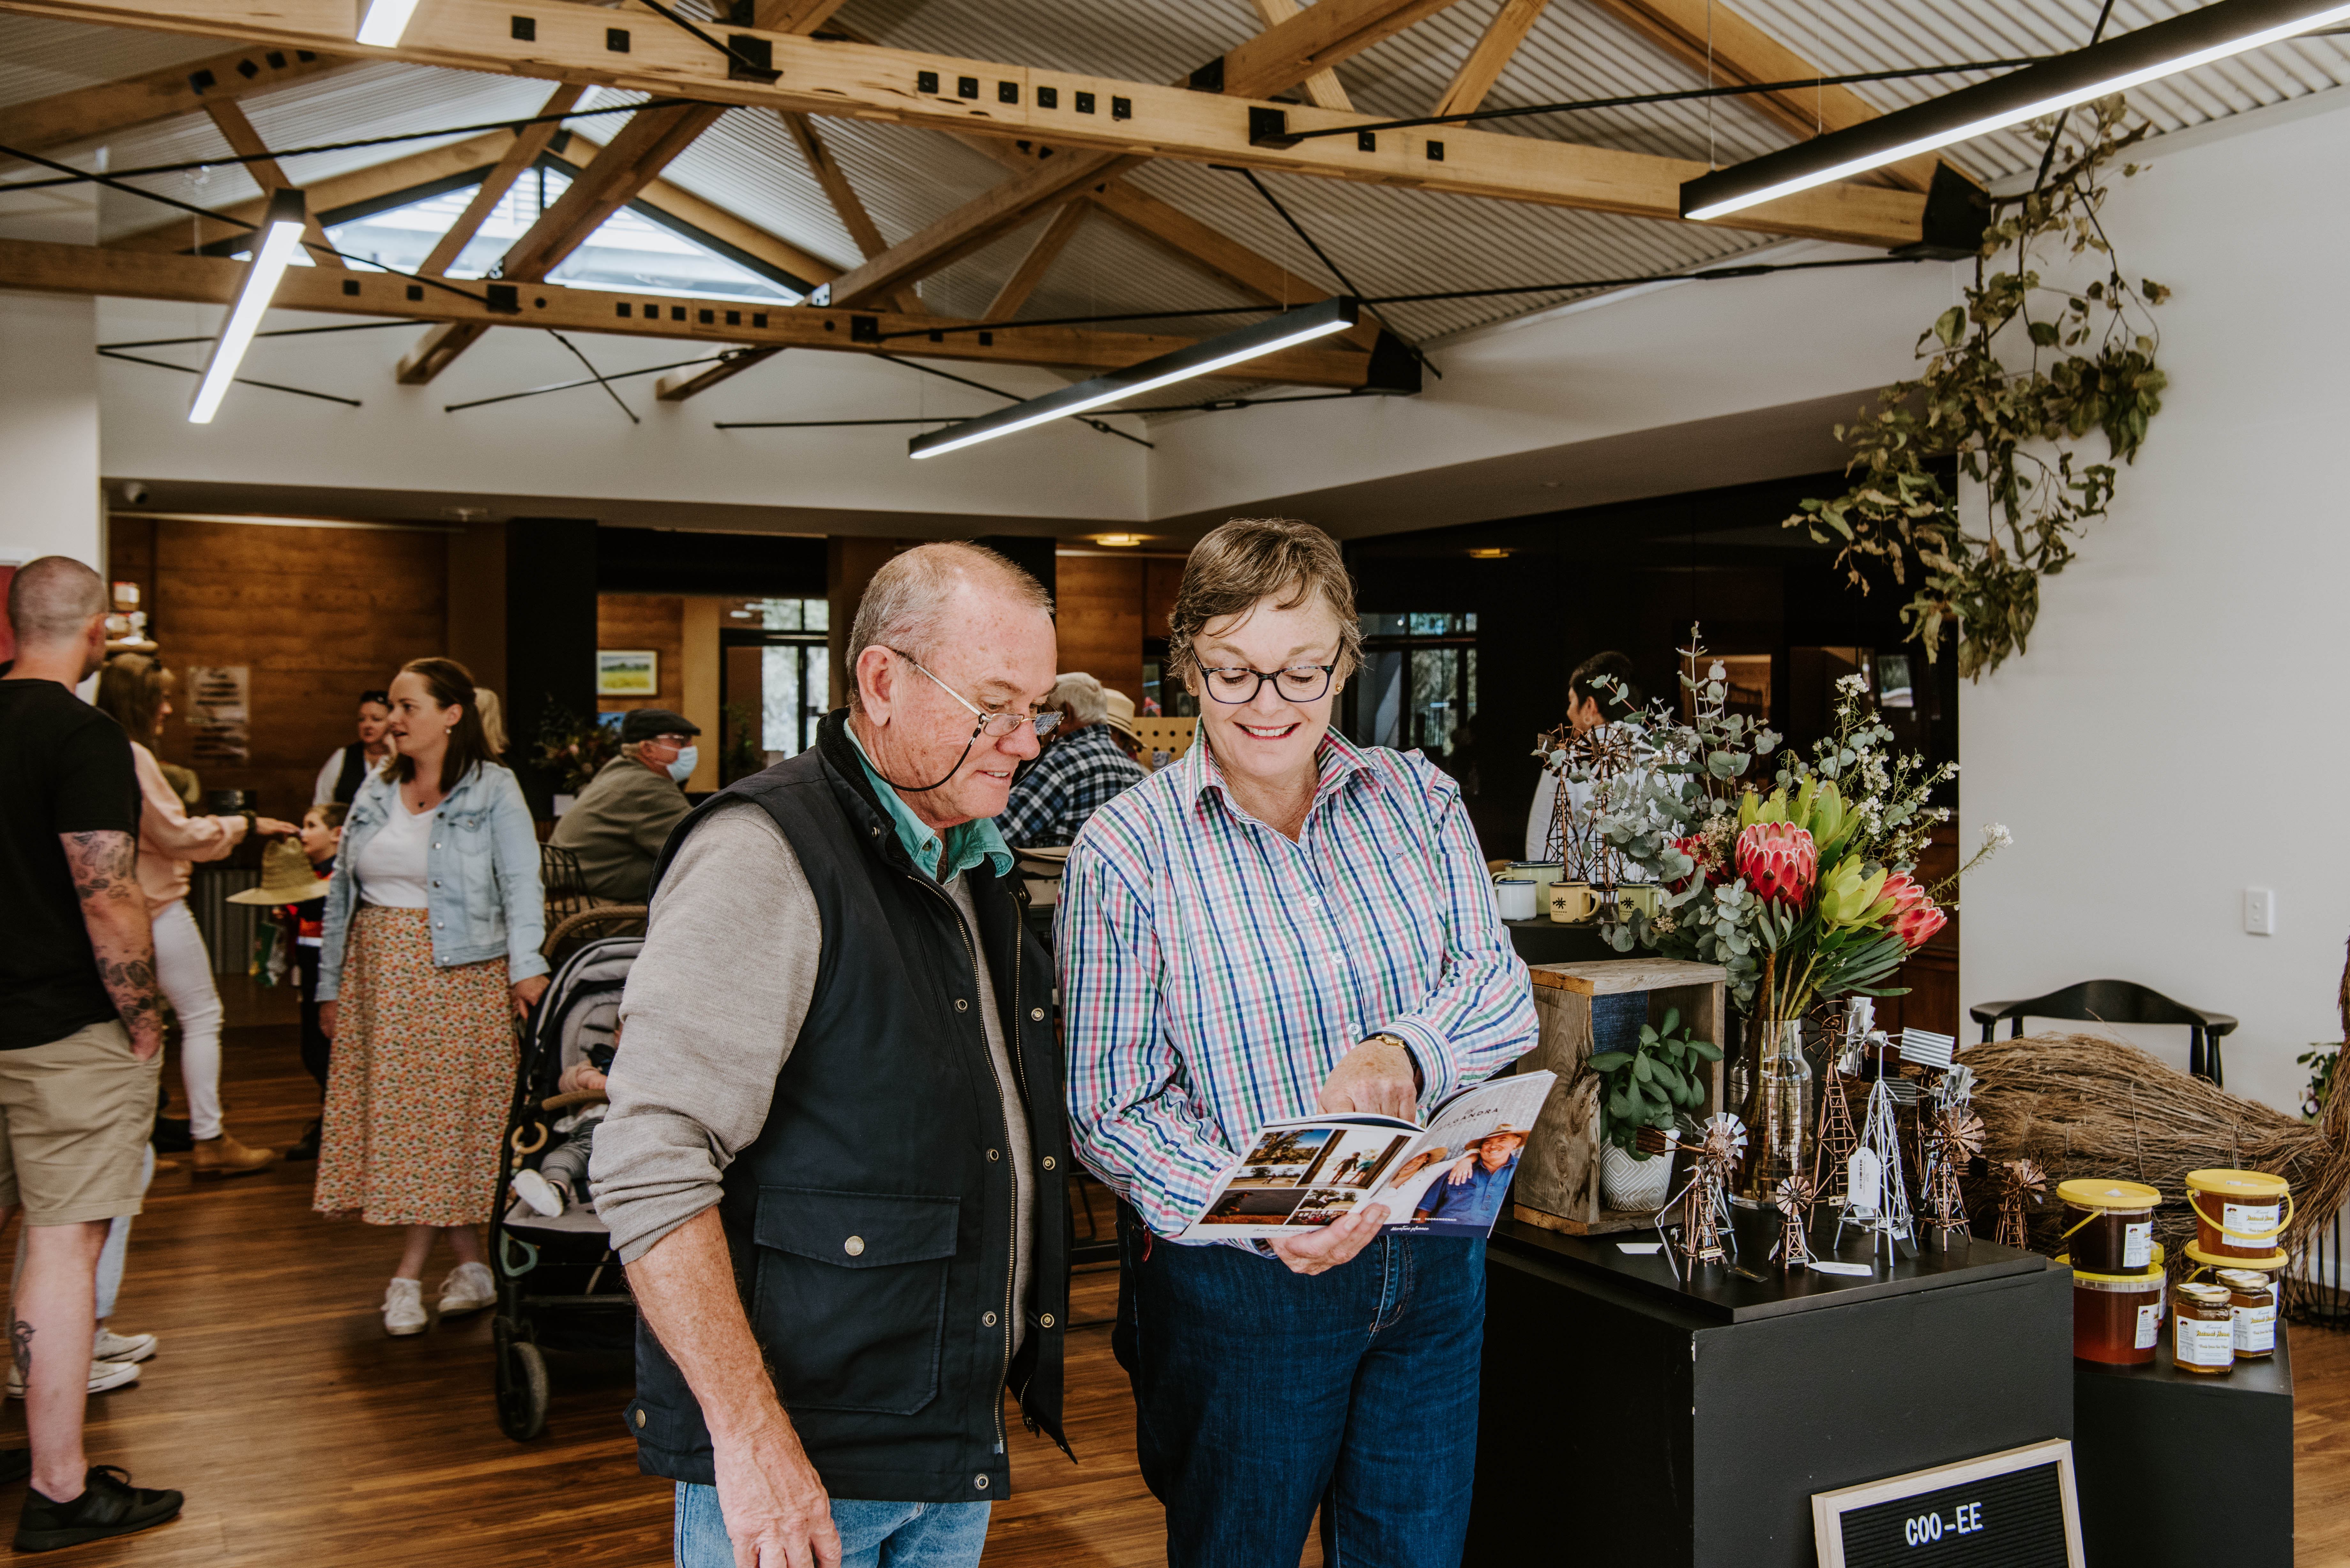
[1589,1007,1721,1212]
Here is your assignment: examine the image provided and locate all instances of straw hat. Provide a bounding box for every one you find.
[1102,687,1140,742]
[226,838,332,906]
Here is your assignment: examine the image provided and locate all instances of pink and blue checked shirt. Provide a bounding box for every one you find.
[1056,730,1538,1239]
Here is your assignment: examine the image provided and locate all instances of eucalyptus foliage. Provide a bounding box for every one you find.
[1787,98,2170,680]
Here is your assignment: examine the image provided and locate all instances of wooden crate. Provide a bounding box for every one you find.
[1510,957,1729,1237]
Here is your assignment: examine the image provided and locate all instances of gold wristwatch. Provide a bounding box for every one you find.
[1366,1032,1424,1095]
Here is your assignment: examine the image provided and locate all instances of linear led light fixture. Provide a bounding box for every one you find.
[1681,0,2350,222]
[909,297,1361,459]
[188,188,308,425]
[355,0,422,47]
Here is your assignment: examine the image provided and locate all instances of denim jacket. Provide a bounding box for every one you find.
[316,762,548,1001]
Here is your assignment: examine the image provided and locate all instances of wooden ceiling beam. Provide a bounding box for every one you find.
[0,0,1930,248]
[1432,0,1549,118]
[0,234,1385,388]
[777,111,924,313]
[984,200,1087,320]
[0,41,353,156]
[418,81,583,274]
[200,97,344,267]
[1579,0,1962,192]
[1246,0,1353,112]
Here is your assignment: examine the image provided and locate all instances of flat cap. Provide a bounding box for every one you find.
[620,708,701,743]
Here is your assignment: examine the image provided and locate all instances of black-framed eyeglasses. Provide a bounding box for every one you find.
[891,650,1062,739]
[1198,664,1337,705]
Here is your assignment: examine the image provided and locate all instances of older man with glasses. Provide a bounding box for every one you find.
[592,542,1072,1568]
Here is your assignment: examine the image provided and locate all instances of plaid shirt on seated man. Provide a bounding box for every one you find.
[993,721,1146,848]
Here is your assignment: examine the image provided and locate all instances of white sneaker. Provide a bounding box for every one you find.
[383,1277,427,1337]
[438,1261,497,1317]
[5,1358,141,1398]
[512,1168,567,1218]
[93,1328,157,1364]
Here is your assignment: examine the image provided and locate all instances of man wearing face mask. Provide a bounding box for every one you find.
[551,709,700,903]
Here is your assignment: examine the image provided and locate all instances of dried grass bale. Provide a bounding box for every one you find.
[1958,1031,2350,1263]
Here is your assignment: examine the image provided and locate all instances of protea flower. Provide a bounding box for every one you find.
[1734,822,1817,907]
[1877,872,1947,948]
[1666,833,1728,893]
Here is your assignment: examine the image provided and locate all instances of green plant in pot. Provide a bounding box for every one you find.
[1589,1008,1721,1213]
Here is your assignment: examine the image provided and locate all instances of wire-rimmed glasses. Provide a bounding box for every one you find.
[893,650,1062,739]
[1197,664,1337,705]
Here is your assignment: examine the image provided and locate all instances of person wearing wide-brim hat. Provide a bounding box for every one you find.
[1410,1123,1531,1228]
[992,673,1146,848]
[549,707,702,903]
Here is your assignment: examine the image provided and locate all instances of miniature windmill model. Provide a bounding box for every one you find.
[1535,708,1646,890]
[1921,1109,1985,1243]
[1812,1003,1872,1208]
[1772,1175,1818,1271]
[1994,1159,2048,1250]
[1677,1113,1747,1266]
[1834,1040,1918,1263]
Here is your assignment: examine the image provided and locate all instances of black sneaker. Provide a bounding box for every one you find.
[151,1117,193,1154]
[14,1466,183,1552]
[284,1119,322,1161]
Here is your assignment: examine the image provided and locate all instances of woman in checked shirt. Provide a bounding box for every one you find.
[1057,517,1537,1568]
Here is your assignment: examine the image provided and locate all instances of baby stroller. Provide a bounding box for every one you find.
[488,907,645,1441]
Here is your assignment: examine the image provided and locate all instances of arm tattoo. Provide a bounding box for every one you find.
[10,1320,29,1382]
[62,831,162,1044]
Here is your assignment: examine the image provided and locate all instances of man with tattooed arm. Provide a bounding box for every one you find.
[0,557,185,1550]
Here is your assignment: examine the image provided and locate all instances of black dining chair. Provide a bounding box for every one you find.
[1970,980,2239,1086]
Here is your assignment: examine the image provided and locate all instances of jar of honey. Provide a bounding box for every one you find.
[2056,1179,2162,1273]
[2216,1268,2278,1360]
[2173,1281,2236,1374]
[2060,1246,2166,1365]
[2185,1169,2291,1263]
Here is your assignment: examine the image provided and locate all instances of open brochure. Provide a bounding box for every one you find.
[1180,1072,1558,1241]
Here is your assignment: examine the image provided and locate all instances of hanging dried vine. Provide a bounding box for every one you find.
[1786,97,2171,680]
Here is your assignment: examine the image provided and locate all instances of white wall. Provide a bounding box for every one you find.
[0,170,99,573]
[1960,96,2350,1117]
[95,298,1150,529]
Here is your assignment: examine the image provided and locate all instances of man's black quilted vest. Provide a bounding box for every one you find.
[623,711,1068,1503]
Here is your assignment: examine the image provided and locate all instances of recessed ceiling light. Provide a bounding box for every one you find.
[1467,548,1512,559]
[1095,534,1145,547]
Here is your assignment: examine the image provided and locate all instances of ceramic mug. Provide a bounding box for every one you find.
[1547,880,1599,923]
[1494,878,1538,921]
[1617,883,1663,919]
[1509,860,1565,891]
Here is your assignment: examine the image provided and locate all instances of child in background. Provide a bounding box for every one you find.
[511,1032,615,1219]
[286,804,345,1160]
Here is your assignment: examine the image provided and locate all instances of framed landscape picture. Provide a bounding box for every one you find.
[597,649,659,697]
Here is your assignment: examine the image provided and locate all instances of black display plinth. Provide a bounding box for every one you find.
[1468,1216,2072,1567]
[2074,1324,2293,1560]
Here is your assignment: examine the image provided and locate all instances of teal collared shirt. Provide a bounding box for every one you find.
[847,725,1015,883]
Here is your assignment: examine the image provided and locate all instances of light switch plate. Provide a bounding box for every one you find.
[2244,888,2276,936]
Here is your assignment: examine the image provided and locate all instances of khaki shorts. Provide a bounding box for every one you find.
[0,1021,163,1225]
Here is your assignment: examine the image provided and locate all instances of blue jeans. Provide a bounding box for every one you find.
[1115,1204,1486,1568]
[673,1482,989,1568]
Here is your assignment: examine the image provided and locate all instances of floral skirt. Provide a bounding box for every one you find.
[313,906,514,1228]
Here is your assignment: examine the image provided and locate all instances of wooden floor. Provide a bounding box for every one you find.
[0,978,2339,1564]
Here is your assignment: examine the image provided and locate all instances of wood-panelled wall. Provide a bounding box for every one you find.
[595,594,685,714]
[1053,552,1183,707]
[125,517,450,818]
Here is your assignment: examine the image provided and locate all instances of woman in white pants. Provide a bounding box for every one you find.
[95,657,296,1177]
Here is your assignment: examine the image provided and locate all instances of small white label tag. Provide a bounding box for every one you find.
[2122,1221,2153,1269]
[2134,1303,2161,1349]
[1811,1260,1874,1277]
[2234,1303,2277,1353]
[1848,1148,1883,1215]
[2176,1315,2234,1368]
[2223,1202,2280,1242]
[1617,1241,1664,1255]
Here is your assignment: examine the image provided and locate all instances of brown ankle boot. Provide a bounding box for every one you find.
[191,1133,278,1178]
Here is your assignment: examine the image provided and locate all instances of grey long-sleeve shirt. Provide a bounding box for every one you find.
[589,797,1031,1347]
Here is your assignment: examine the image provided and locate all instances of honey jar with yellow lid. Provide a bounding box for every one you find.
[2056,1178,2161,1274]
[2060,1244,2166,1366]
[2185,1169,2291,1265]
[2173,1281,2236,1374]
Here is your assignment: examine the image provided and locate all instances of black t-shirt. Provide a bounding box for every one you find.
[0,679,141,1049]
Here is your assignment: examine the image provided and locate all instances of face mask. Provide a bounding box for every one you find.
[666,746,699,783]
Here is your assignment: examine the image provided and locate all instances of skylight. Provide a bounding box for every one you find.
[321,162,801,304]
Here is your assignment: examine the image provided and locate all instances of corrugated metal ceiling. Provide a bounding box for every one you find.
[4,0,2346,399]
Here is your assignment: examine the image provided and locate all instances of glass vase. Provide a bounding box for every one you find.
[1732,1019,1814,1206]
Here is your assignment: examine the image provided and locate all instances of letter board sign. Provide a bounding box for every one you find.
[1812,1438,2083,1568]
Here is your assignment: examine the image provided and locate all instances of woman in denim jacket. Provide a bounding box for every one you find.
[313,657,549,1337]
